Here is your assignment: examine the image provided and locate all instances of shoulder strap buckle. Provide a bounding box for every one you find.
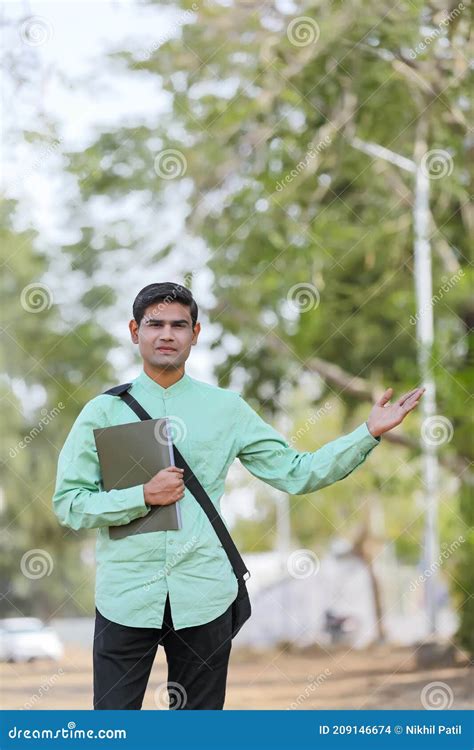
[103,383,132,396]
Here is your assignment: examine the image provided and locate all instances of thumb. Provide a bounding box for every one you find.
[376,387,393,407]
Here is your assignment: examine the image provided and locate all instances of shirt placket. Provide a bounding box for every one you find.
[161,390,176,588]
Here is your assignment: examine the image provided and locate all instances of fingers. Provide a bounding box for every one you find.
[398,387,424,406]
[397,388,417,405]
[402,388,425,412]
[376,387,393,407]
[165,466,184,473]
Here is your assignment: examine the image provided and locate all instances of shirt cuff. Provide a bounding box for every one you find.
[117,483,150,523]
[362,420,381,445]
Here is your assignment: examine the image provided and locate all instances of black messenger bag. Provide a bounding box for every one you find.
[103,383,251,638]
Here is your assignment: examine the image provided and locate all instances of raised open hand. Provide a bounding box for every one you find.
[367,386,426,438]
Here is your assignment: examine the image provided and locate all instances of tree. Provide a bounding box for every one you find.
[25,0,471,638]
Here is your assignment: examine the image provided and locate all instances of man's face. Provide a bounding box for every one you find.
[129,301,200,371]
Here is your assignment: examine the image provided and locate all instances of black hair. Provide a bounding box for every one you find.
[132,282,198,328]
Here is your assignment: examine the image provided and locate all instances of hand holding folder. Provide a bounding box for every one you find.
[93,417,183,539]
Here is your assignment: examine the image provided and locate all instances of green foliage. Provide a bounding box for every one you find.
[454,484,474,657]
[0,201,118,618]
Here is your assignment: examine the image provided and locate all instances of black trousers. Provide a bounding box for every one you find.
[93,594,233,710]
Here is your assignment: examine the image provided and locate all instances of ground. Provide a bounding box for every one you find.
[2,643,472,710]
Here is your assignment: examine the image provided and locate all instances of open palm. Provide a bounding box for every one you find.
[367,386,426,438]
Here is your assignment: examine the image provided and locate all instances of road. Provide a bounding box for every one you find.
[1,643,472,710]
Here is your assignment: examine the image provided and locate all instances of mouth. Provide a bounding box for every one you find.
[156,347,177,353]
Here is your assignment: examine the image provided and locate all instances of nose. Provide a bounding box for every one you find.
[158,325,175,342]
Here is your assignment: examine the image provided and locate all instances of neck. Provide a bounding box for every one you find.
[143,363,185,389]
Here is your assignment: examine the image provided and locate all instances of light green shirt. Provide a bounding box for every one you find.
[52,369,381,629]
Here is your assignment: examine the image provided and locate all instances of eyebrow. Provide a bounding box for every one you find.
[143,318,190,324]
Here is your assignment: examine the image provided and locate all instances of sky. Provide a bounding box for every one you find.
[3,0,225,384]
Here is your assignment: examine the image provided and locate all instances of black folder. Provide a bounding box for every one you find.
[93,417,182,539]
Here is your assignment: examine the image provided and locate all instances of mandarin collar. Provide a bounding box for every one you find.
[135,369,191,398]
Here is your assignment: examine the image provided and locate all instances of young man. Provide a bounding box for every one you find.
[52,282,425,710]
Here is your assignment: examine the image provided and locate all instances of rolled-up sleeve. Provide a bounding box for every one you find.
[52,399,150,531]
[236,396,381,495]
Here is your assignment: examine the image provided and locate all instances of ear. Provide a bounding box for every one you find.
[191,321,201,346]
[129,319,139,344]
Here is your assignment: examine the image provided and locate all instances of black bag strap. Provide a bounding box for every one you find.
[103,383,250,581]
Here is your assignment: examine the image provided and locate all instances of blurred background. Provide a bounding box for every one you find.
[0,0,472,710]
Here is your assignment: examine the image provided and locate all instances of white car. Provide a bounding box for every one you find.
[0,618,64,663]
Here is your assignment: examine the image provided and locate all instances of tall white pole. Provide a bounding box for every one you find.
[348,134,440,635]
[413,160,439,636]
